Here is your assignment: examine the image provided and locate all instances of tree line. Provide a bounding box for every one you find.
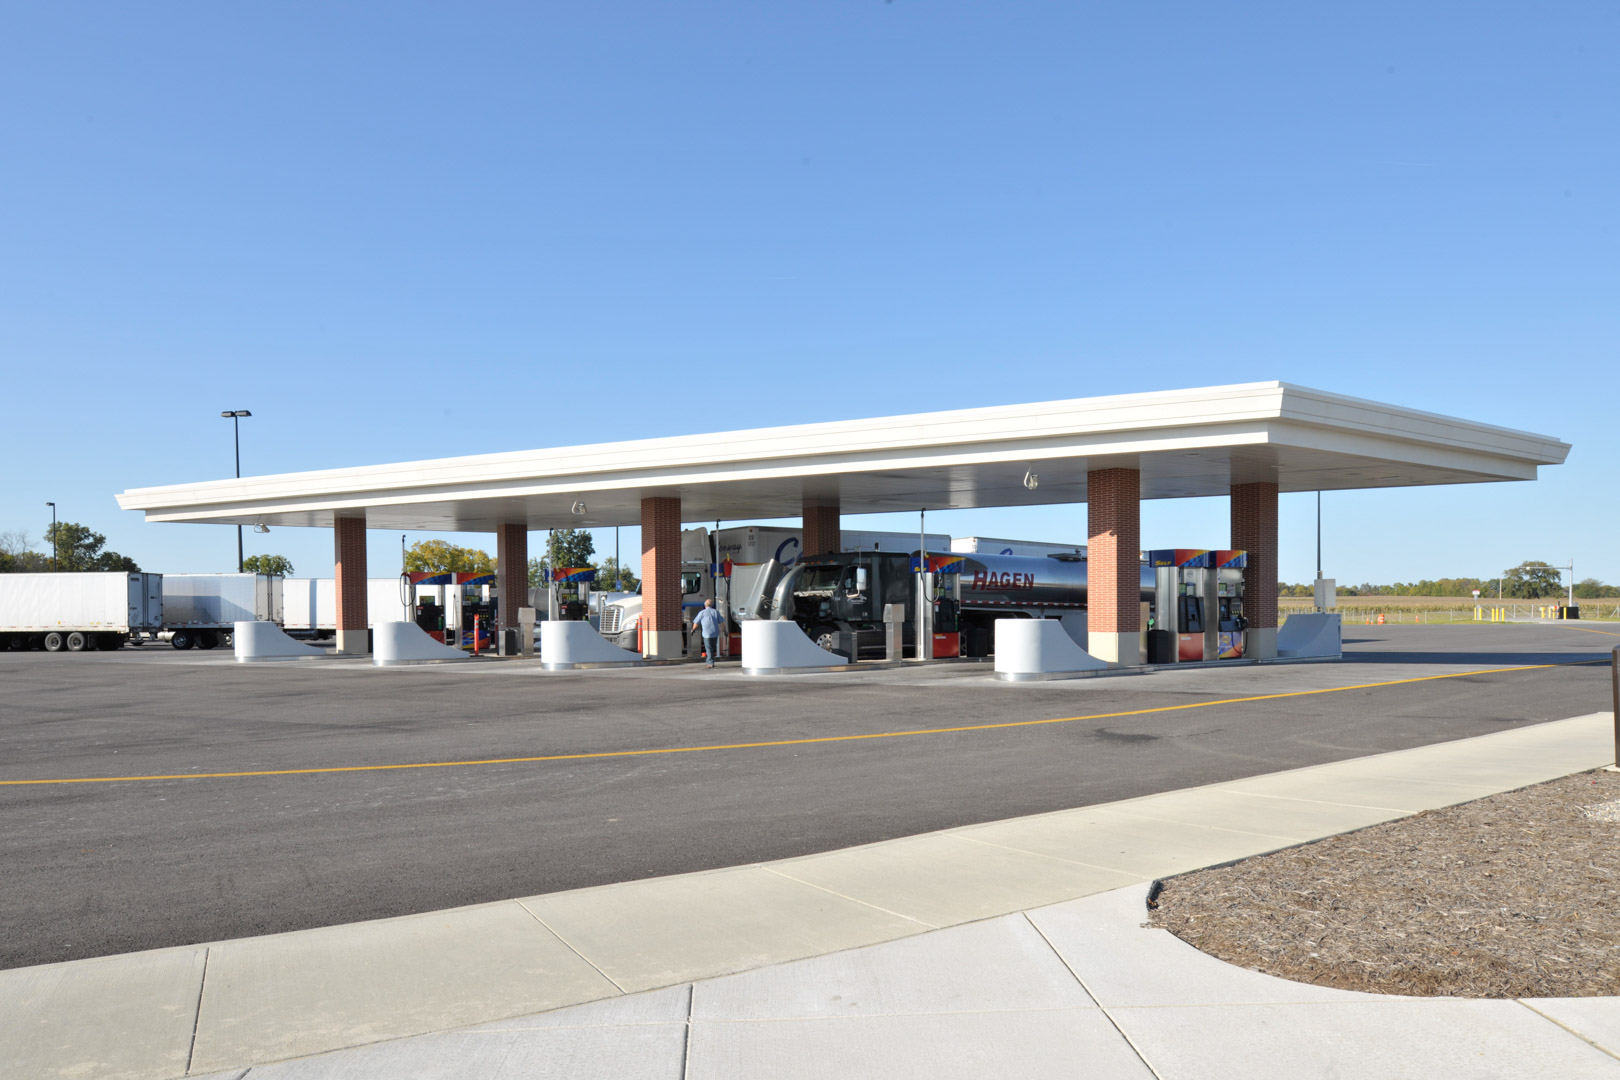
[0,524,140,573]
[1279,561,1618,600]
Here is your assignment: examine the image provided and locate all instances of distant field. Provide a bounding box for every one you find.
[1279,595,1620,622]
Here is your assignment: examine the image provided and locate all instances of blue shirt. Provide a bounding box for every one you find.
[692,607,726,637]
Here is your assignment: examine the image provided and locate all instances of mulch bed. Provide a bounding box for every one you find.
[1148,769,1620,998]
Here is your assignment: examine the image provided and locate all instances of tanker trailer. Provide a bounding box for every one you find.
[767,551,1155,659]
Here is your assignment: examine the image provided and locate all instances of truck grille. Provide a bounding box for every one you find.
[600,607,621,635]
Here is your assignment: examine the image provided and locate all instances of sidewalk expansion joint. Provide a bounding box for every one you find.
[514,899,628,994]
[757,863,938,928]
[184,945,212,1076]
[679,983,695,1080]
[1515,1000,1620,1063]
[1021,911,1165,1080]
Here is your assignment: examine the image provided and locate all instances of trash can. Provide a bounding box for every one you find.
[1147,629,1177,665]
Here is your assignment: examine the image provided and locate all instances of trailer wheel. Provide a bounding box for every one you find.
[43,632,65,652]
[66,632,89,652]
[170,630,194,650]
[196,631,219,650]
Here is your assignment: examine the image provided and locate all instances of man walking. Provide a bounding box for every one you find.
[692,598,725,669]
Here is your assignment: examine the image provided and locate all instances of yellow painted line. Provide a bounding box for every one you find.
[1,659,1607,788]
[1564,624,1620,638]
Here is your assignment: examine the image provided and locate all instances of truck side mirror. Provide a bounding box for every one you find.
[854,567,868,595]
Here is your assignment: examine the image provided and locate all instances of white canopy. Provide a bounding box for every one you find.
[116,382,1569,532]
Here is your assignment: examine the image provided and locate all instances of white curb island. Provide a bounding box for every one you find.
[742,621,850,675]
[994,619,1111,681]
[233,621,328,662]
[373,622,470,666]
[542,621,646,670]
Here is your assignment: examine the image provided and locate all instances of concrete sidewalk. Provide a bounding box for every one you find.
[5,712,1616,1079]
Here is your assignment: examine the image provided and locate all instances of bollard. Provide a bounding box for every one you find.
[1612,644,1618,769]
[473,614,481,657]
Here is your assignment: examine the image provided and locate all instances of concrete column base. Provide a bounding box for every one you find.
[336,628,370,656]
[1246,626,1278,660]
[1088,631,1141,667]
[643,629,685,660]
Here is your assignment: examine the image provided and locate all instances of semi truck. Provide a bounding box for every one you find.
[765,550,1159,659]
[157,573,284,650]
[597,526,950,654]
[0,572,165,652]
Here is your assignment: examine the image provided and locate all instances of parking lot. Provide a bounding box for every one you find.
[1,623,1614,969]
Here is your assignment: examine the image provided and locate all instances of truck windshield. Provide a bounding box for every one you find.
[790,565,843,595]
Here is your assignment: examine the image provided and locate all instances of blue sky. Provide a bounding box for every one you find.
[3,3,1614,587]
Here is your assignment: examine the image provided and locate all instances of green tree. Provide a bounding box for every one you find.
[0,530,49,573]
[595,556,639,592]
[404,540,495,575]
[242,554,295,576]
[1573,578,1620,599]
[1503,561,1563,599]
[44,522,139,572]
[529,529,597,586]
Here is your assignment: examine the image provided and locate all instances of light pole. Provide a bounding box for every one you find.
[221,410,252,572]
[46,502,56,572]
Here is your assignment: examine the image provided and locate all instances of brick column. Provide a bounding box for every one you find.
[802,500,841,557]
[1087,468,1141,666]
[641,496,683,659]
[497,523,528,656]
[1231,481,1279,659]
[333,515,369,655]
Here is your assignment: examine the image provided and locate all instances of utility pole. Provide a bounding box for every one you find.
[221,410,252,572]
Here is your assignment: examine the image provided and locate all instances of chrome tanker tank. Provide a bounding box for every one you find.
[955,554,1156,610]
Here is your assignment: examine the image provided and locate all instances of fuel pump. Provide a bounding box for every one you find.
[455,572,497,650]
[408,571,455,643]
[1147,550,1247,663]
[1213,551,1248,659]
[912,553,964,659]
[551,567,595,621]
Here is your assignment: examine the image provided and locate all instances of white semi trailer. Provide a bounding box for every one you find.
[283,577,414,638]
[951,536,1088,559]
[158,573,284,650]
[0,572,165,652]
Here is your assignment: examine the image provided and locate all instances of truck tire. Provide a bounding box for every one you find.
[197,631,219,650]
[66,632,90,652]
[43,632,65,652]
[809,626,841,653]
[170,630,194,650]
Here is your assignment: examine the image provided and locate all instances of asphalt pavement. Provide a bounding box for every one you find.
[1,622,1613,969]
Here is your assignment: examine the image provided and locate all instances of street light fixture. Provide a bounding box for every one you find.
[46,502,56,572]
[221,410,252,572]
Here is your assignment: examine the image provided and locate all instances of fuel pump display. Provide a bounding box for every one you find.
[1146,550,1247,663]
